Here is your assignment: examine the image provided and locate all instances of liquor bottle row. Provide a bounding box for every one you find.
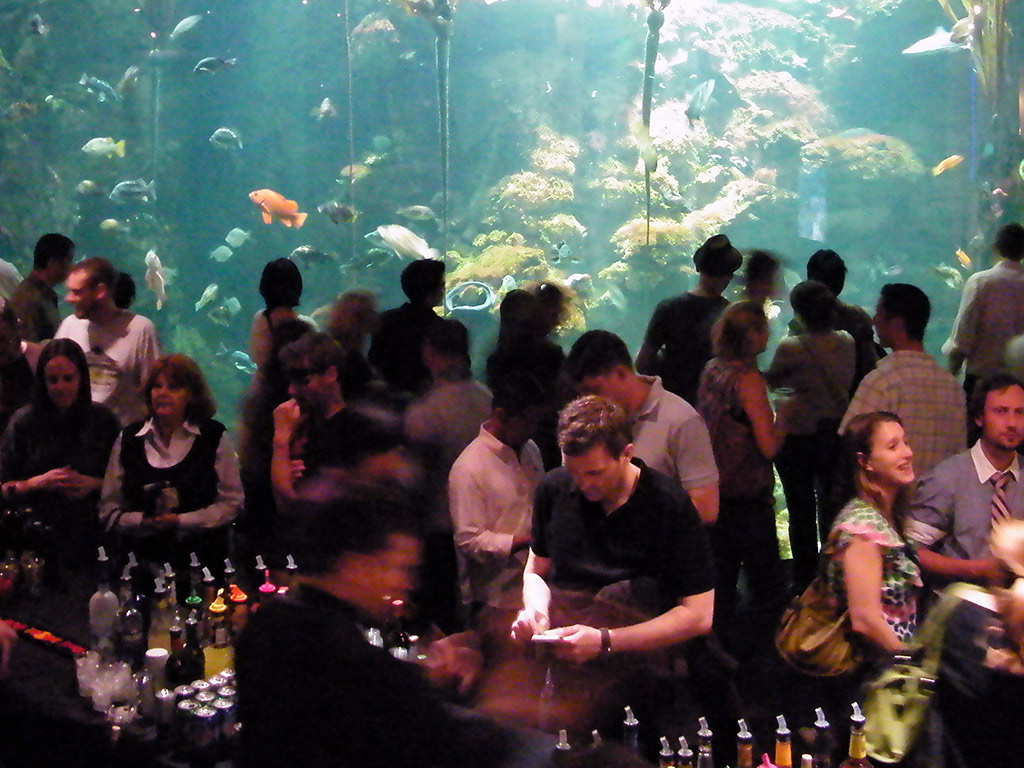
[87,546,300,678]
[562,704,869,768]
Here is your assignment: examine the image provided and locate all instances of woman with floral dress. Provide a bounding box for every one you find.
[824,410,922,655]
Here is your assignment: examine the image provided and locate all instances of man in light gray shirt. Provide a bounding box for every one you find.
[905,373,1024,587]
[565,330,719,524]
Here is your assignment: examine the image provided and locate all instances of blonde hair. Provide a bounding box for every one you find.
[711,300,767,360]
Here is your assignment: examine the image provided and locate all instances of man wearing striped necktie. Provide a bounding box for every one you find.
[906,373,1024,589]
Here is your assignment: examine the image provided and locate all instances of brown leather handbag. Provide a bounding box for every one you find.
[775,575,860,677]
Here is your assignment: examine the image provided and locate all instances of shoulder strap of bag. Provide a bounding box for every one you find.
[912,582,976,677]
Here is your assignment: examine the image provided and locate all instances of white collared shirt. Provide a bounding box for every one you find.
[99,419,243,533]
[970,439,1021,484]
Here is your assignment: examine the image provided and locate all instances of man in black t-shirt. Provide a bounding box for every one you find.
[272,332,401,503]
[511,395,713,660]
[636,234,742,404]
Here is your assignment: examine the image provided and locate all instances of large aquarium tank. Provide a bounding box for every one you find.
[0,0,1021,423]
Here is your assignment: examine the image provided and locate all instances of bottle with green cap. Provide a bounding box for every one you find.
[696,717,714,768]
[839,703,868,768]
[737,718,754,768]
[775,715,792,768]
[677,736,695,768]
[812,707,832,768]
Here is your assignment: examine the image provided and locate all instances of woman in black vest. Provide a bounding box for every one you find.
[0,338,120,567]
[99,354,243,580]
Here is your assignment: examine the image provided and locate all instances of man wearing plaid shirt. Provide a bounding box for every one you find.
[840,283,966,477]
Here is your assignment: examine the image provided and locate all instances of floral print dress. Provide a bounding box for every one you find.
[822,498,923,642]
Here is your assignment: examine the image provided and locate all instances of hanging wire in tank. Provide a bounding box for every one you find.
[341,0,356,262]
[639,0,670,245]
[433,0,454,267]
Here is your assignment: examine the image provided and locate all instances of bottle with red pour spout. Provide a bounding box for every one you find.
[253,555,277,612]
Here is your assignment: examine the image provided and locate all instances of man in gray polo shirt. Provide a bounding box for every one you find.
[565,330,720,524]
[905,372,1024,587]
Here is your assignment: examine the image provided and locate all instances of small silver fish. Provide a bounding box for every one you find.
[209,127,242,150]
[194,56,237,74]
[311,98,337,120]
[224,228,250,248]
[169,14,203,40]
[209,245,233,262]
[28,14,49,37]
[396,205,436,220]
[109,179,155,203]
[195,283,218,312]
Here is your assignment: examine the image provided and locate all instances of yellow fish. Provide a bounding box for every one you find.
[955,248,971,269]
[932,154,964,176]
[338,163,370,183]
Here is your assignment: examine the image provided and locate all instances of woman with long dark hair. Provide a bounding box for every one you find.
[0,338,120,565]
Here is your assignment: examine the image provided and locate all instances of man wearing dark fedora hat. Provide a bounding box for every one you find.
[637,234,743,405]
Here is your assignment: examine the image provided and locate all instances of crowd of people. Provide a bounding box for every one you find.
[2,223,1024,768]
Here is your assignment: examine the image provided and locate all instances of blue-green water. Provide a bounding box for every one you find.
[0,0,1019,423]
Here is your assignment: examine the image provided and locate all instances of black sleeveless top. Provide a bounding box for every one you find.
[120,419,225,517]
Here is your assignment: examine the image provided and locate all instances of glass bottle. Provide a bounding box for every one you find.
[812,707,832,768]
[660,736,677,767]
[623,706,640,754]
[204,589,232,678]
[163,624,188,686]
[115,568,146,668]
[737,718,754,768]
[696,717,714,768]
[384,598,410,660]
[839,704,869,768]
[88,547,119,651]
[677,737,695,768]
[775,715,793,768]
[148,576,173,651]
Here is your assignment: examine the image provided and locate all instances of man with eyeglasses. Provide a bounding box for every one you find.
[271,332,400,504]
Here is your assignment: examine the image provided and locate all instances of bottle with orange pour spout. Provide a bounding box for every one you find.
[204,588,232,677]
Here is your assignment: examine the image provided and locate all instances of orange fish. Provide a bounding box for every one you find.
[249,188,307,228]
[955,248,971,269]
[932,154,964,176]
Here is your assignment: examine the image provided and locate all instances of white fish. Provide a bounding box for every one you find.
[500,275,517,292]
[364,224,439,260]
[144,250,167,310]
[209,245,233,262]
[82,137,126,158]
[195,283,218,312]
[222,297,241,315]
[169,14,203,40]
[901,27,968,55]
[224,228,250,248]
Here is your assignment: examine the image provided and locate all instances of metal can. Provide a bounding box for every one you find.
[207,675,226,689]
[173,684,195,702]
[155,687,177,728]
[190,679,211,694]
[175,698,199,743]
[219,668,235,683]
[194,690,216,706]
[186,705,220,755]
[212,696,237,744]
[216,685,236,700]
